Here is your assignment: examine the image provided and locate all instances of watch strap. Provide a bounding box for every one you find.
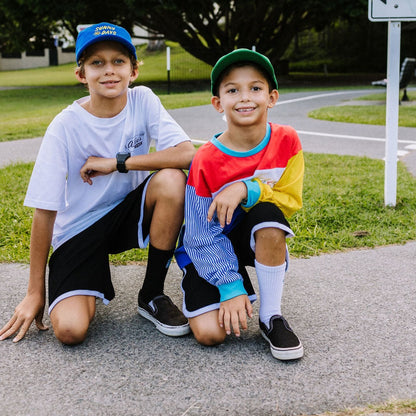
[116,152,131,173]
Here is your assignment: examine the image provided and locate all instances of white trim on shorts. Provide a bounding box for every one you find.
[137,172,154,248]
[250,221,293,270]
[250,221,294,250]
[181,293,257,319]
[48,288,110,315]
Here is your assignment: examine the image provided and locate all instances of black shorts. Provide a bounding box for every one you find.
[181,202,293,318]
[48,175,152,314]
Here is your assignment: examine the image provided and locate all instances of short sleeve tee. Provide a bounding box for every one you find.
[24,86,190,250]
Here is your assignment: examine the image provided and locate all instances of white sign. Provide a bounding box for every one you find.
[369,0,416,21]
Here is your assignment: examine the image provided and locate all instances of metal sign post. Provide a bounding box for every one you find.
[368,0,416,207]
[384,21,401,206]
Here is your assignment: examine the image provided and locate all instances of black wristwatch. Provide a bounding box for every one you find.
[116,152,131,173]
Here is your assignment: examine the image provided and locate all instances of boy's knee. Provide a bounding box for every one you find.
[155,169,186,195]
[53,321,89,345]
[255,227,286,247]
[50,297,94,345]
[191,323,226,346]
[257,226,285,239]
[255,227,287,264]
[194,330,226,346]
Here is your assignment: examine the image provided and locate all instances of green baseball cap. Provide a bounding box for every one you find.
[210,48,278,95]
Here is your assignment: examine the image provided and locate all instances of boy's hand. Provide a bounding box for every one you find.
[219,294,253,337]
[80,156,117,185]
[0,294,48,343]
[207,182,247,227]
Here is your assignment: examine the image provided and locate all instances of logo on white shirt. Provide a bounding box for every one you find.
[126,134,144,151]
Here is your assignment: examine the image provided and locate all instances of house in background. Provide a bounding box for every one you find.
[0,48,76,71]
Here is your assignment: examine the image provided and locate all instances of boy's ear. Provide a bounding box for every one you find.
[211,95,224,113]
[268,90,279,108]
[75,68,88,85]
[130,67,139,83]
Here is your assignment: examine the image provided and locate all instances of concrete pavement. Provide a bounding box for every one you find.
[0,89,415,416]
[1,241,415,416]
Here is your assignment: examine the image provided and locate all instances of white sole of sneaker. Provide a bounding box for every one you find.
[138,306,191,337]
[260,329,304,361]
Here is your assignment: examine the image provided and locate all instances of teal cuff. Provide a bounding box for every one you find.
[242,180,261,208]
[218,280,248,302]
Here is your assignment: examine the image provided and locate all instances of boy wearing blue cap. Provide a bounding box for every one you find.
[0,23,195,345]
[176,49,304,360]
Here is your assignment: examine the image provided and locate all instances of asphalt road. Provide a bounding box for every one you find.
[169,89,416,159]
[0,89,415,416]
[1,89,416,167]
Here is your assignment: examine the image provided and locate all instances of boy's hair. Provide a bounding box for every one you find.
[211,48,278,97]
[75,22,137,64]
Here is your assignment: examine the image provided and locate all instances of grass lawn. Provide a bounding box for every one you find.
[309,90,416,127]
[1,153,415,264]
[0,86,89,141]
[0,86,211,142]
[315,399,416,416]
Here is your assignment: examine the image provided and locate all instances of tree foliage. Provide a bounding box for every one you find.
[0,0,57,51]
[1,0,369,67]
[0,0,134,51]
[128,0,368,66]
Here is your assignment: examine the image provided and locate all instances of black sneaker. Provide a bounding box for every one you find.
[138,293,190,337]
[259,315,304,360]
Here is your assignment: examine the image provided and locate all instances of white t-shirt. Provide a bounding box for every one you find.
[24,86,190,250]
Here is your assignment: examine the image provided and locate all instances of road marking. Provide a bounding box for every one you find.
[297,130,416,145]
[382,150,409,160]
[276,90,373,106]
[278,91,416,145]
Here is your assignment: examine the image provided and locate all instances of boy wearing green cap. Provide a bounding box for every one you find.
[175,49,304,360]
[0,23,195,345]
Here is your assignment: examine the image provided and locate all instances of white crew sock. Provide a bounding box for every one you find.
[255,259,286,328]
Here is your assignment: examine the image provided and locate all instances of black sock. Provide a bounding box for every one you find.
[139,244,175,303]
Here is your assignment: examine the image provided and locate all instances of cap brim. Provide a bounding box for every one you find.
[211,49,278,95]
[76,32,137,62]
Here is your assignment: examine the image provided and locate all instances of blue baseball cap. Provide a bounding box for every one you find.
[75,22,137,63]
[211,48,278,95]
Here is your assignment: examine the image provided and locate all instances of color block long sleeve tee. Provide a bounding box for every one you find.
[182,122,304,302]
